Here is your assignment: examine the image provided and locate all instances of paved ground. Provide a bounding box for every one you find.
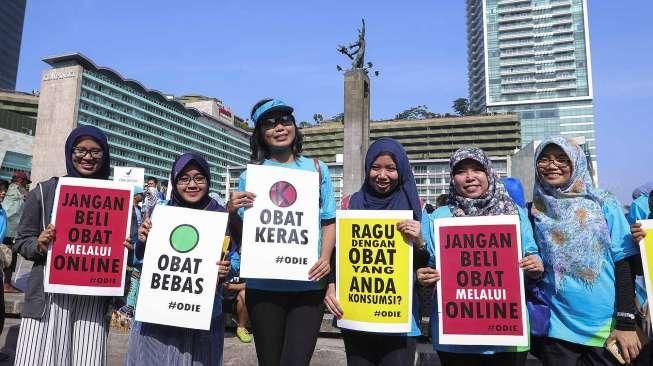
[0,292,541,365]
[0,317,348,366]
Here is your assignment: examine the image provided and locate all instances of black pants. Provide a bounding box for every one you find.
[540,337,619,366]
[342,330,416,366]
[246,289,325,366]
[437,350,528,366]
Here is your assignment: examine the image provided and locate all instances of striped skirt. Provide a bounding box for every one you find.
[14,293,109,366]
[125,315,224,366]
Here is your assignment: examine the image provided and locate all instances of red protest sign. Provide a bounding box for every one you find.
[45,177,133,296]
[434,215,527,346]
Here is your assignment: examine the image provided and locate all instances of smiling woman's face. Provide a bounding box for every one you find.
[452,159,489,199]
[368,154,399,195]
[536,144,572,187]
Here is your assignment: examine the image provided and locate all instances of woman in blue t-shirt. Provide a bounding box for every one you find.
[416,147,543,366]
[323,138,427,365]
[228,99,336,366]
[530,137,641,365]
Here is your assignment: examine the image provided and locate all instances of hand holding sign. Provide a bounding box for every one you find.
[309,255,331,281]
[518,255,543,278]
[138,217,152,243]
[228,191,256,213]
[38,224,56,255]
[397,220,421,245]
[632,222,645,243]
[217,260,231,279]
[417,267,440,287]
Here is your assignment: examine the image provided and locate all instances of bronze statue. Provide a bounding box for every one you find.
[338,19,366,69]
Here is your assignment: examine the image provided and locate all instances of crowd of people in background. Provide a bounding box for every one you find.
[0,97,651,366]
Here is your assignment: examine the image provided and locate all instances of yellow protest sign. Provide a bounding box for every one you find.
[336,210,413,333]
[638,219,653,333]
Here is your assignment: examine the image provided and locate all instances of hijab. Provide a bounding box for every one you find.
[64,125,111,179]
[348,138,421,221]
[632,182,653,200]
[531,136,612,290]
[502,177,526,208]
[169,152,224,212]
[447,147,517,217]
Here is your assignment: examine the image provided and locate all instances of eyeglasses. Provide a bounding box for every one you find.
[177,175,207,186]
[260,115,295,130]
[73,147,103,158]
[537,157,571,168]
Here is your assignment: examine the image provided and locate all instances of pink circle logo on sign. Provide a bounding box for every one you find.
[269,181,297,208]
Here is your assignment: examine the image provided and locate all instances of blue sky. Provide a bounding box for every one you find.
[15,1,652,203]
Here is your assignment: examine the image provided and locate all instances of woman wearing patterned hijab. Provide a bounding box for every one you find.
[417,147,542,366]
[531,137,641,365]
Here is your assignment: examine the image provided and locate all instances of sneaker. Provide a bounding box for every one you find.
[236,327,252,343]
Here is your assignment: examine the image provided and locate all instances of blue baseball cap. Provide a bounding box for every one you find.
[251,99,294,124]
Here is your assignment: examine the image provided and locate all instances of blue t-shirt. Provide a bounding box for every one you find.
[238,156,336,292]
[628,195,651,224]
[422,206,539,354]
[540,198,638,346]
[0,207,6,242]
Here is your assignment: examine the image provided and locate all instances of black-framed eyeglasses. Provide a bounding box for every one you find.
[177,175,207,186]
[260,114,295,130]
[537,157,571,168]
[72,147,103,159]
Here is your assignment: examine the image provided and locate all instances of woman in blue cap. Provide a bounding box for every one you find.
[228,98,336,366]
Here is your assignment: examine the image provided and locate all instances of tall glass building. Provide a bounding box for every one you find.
[467,0,596,174]
[31,53,250,198]
[0,0,26,90]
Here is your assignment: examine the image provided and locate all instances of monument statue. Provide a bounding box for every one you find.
[337,19,378,76]
[338,19,366,69]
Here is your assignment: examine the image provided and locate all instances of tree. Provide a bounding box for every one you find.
[313,113,324,124]
[330,112,344,122]
[298,121,312,128]
[234,119,252,132]
[394,105,438,120]
[452,98,469,116]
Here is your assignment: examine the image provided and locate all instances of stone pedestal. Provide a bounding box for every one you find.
[342,69,370,196]
[31,64,84,186]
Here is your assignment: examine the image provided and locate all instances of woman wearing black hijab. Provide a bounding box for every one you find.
[14,125,113,366]
[126,152,234,366]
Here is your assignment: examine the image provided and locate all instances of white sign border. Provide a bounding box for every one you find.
[434,214,528,346]
[637,219,653,333]
[134,205,228,330]
[240,164,320,281]
[45,177,134,296]
[336,209,414,333]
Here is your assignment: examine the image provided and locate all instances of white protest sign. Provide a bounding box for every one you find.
[45,177,133,296]
[135,205,228,330]
[240,164,320,281]
[113,166,145,189]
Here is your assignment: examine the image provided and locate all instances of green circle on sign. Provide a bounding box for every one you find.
[169,224,200,253]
